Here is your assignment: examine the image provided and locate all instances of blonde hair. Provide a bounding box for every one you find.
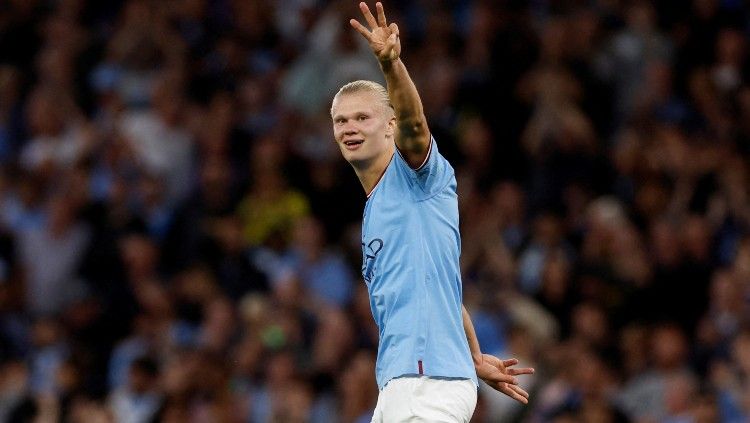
[331,80,394,116]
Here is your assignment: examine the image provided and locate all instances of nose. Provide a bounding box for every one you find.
[341,121,358,135]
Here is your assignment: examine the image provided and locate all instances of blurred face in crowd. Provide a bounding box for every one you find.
[653,325,688,370]
[153,81,184,126]
[26,89,64,136]
[292,216,325,255]
[129,366,153,393]
[731,331,750,374]
[331,89,395,168]
[572,302,609,346]
[664,373,697,415]
[120,234,159,278]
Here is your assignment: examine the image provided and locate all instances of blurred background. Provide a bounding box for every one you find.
[0,0,748,422]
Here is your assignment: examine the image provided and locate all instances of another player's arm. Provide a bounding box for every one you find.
[350,2,429,168]
[462,305,535,404]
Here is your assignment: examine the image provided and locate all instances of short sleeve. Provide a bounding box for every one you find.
[394,136,454,200]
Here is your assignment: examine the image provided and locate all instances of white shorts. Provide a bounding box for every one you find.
[370,376,478,422]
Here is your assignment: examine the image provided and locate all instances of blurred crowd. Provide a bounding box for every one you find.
[0,0,749,422]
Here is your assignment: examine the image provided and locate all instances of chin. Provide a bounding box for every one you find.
[342,150,371,167]
[344,154,366,166]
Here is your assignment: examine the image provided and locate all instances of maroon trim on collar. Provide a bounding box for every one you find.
[395,134,433,171]
[414,136,432,171]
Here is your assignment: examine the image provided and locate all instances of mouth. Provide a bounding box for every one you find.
[343,139,364,150]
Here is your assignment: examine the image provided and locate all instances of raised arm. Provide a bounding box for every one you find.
[462,305,535,404]
[350,2,430,168]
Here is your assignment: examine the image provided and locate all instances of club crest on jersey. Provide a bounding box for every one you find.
[362,238,383,284]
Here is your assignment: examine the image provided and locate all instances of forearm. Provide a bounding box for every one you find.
[462,305,483,366]
[380,58,428,147]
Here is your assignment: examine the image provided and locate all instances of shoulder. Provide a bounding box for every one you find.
[393,136,455,198]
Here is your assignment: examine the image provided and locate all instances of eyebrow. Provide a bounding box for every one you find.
[332,111,370,120]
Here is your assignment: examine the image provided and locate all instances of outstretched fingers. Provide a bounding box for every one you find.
[502,359,519,367]
[509,384,530,399]
[376,2,387,27]
[350,19,373,41]
[486,371,517,385]
[498,383,529,404]
[502,358,535,376]
[508,367,535,376]
[359,2,378,29]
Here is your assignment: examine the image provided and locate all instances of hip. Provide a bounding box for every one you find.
[371,376,477,423]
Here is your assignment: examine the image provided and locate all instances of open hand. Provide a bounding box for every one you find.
[476,355,535,404]
[350,2,401,63]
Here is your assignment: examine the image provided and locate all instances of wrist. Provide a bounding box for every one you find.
[472,352,483,367]
[379,57,400,69]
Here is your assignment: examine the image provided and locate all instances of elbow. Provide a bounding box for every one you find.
[396,117,430,155]
[399,118,427,137]
[408,118,427,134]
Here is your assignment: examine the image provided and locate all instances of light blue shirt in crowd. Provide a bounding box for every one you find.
[361,137,477,390]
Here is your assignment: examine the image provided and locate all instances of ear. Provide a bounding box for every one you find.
[386,115,396,138]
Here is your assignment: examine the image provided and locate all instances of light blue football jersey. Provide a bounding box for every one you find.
[361,137,477,390]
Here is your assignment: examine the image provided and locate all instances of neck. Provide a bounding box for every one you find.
[352,144,395,196]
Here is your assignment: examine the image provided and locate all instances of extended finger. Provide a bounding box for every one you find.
[507,367,535,376]
[376,2,387,27]
[509,384,530,399]
[500,384,529,404]
[484,372,517,385]
[502,358,519,367]
[350,19,373,41]
[359,2,378,29]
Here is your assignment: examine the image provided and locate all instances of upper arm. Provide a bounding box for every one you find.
[395,114,430,169]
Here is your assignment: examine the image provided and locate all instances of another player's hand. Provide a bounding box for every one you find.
[475,355,535,404]
[350,2,401,63]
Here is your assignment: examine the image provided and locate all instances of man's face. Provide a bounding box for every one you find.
[331,91,395,166]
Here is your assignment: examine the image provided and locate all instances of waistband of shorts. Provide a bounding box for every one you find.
[382,374,474,390]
